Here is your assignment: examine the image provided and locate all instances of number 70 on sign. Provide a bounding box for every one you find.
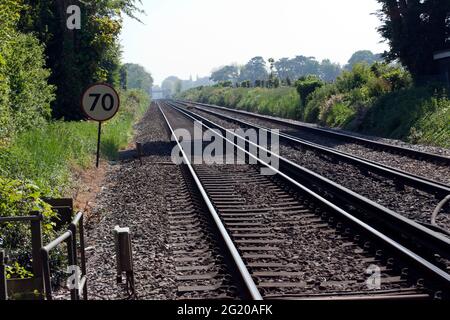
[81,83,121,167]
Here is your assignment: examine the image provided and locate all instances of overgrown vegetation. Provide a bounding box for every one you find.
[301,62,413,125]
[0,177,59,279]
[0,90,149,196]
[180,86,300,119]
[0,1,55,143]
[0,0,150,281]
[0,89,149,279]
[179,61,449,148]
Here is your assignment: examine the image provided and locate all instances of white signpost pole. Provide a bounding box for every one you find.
[81,83,120,168]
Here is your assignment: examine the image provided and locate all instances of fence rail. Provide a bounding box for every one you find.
[0,199,87,300]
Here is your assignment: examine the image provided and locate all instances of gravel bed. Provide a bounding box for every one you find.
[190,104,450,185]
[86,103,239,300]
[85,104,178,300]
[184,107,450,232]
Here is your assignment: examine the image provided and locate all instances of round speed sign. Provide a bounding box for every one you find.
[81,83,120,121]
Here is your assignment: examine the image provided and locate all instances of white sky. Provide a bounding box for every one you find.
[120,0,388,85]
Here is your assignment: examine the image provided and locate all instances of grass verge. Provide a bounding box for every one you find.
[0,89,150,195]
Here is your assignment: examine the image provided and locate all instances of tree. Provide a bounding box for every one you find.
[18,0,144,120]
[239,57,268,83]
[123,63,153,93]
[0,0,54,140]
[210,65,239,83]
[274,58,292,81]
[320,59,342,82]
[286,77,292,86]
[346,50,383,70]
[295,75,324,107]
[274,55,323,81]
[268,57,278,88]
[174,80,182,94]
[376,0,450,83]
[119,65,128,90]
[290,55,320,79]
[162,76,182,96]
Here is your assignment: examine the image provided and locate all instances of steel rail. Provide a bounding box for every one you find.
[174,100,450,197]
[180,100,450,165]
[157,101,263,300]
[165,101,450,296]
[167,101,450,264]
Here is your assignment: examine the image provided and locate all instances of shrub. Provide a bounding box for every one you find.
[336,63,372,92]
[0,2,55,142]
[0,177,59,278]
[295,75,324,107]
[360,87,449,143]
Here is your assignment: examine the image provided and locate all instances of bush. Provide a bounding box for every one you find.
[336,63,372,92]
[0,177,59,278]
[360,87,449,144]
[295,75,324,107]
[178,86,300,119]
[302,62,412,127]
[0,2,54,142]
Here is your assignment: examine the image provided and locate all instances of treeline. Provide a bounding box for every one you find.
[121,63,154,93]
[180,0,450,148]
[180,61,449,148]
[209,51,382,88]
[158,75,215,97]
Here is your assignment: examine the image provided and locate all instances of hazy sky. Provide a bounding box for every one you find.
[120,0,388,85]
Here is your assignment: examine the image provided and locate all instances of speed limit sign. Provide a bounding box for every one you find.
[81,83,121,167]
[81,83,120,121]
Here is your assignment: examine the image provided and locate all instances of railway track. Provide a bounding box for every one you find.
[181,100,450,164]
[177,100,450,185]
[166,100,450,263]
[171,100,450,235]
[168,165,241,299]
[157,100,450,300]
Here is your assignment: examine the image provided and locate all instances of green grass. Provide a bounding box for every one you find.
[359,87,450,147]
[0,89,150,195]
[179,86,300,119]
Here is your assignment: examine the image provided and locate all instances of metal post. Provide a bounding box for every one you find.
[30,213,43,284]
[79,215,88,300]
[66,234,78,300]
[41,249,52,300]
[113,226,135,296]
[0,251,7,300]
[96,121,102,168]
[68,224,78,267]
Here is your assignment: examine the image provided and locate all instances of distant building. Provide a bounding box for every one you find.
[433,50,450,85]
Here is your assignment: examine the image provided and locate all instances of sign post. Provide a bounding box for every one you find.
[81,83,120,168]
